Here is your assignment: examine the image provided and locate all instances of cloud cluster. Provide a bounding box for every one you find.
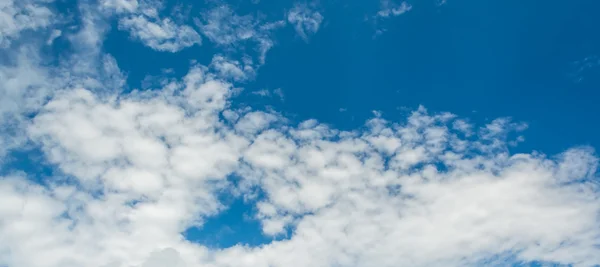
[0,60,599,267]
[0,1,600,267]
[0,0,55,48]
[0,1,127,159]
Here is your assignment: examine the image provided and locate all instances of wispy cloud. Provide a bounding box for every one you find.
[195,5,285,64]
[287,3,323,41]
[252,88,284,101]
[377,0,412,18]
[569,55,600,83]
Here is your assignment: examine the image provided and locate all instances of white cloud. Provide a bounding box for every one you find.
[0,47,50,120]
[273,88,284,100]
[452,119,472,136]
[0,46,52,158]
[99,0,139,13]
[1,63,598,267]
[1,2,600,267]
[377,0,412,18]
[209,55,256,82]
[196,6,257,46]
[195,5,285,64]
[99,0,202,52]
[287,4,323,41]
[252,89,271,97]
[119,15,201,52]
[46,29,62,45]
[140,248,186,267]
[0,0,55,48]
[252,88,284,101]
[0,1,126,160]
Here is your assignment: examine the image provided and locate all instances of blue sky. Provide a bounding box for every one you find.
[103,0,600,156]
[1,0,600,266]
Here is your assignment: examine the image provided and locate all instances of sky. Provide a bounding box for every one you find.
[0,0,600,267]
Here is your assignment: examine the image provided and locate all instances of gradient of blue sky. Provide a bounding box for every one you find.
[0,0,599,266]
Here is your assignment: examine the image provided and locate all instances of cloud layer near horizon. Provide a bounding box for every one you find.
[0,1,599,267]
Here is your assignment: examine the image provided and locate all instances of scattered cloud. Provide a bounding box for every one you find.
[273,88,284,101]
[569,55,600,83]
[195,5,285,64]
[209,55,256,82]
[119,15,201,52]
[106,0,202,52]
[287,3,323,41]
[252,88,284,101]
[253,89,271,97]
[377,0,412,18]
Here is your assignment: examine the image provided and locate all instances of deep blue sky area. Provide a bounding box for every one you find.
[254,0,600,156]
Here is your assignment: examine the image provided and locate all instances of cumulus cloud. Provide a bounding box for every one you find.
[287,3,323,41]
[0,1,125,159]
[1,1,600,267]
[0,60,598,267]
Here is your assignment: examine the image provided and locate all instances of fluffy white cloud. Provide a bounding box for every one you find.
[0,0,127,159]
[1,1,600,267]
[0,61,598,267]
[287,4,323,41]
